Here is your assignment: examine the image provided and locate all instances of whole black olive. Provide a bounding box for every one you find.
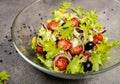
[83,61,93,72]
[85,42,95,50]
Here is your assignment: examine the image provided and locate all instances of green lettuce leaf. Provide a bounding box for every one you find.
[80,9,103,43]
[37,54,53,69]
[72,6,85,16]
[0,71,10,84]
[37,27,61,59]
[89,52,100,71]
[54,21,74,40]
[66,55,85,74]
[60,2,71,9]
[52,10,64,22]
[89,41,120,71]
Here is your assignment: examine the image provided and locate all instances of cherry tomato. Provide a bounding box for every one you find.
[55,57,68,71]
[97,33,103,41]
[71,17,80,27]
[93,33,103,44]
[93,36,99,44]
[57,39,72,50]
[47,21,59,31]
[69,46,83,55]
[36,45,45,54]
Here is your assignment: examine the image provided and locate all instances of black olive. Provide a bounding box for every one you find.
[39,36,43,39]
[85,42,95,50]
[76,28,83,33]
[83,61,93,72]
[61,22,66,26]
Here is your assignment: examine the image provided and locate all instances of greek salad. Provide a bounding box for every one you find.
[31,2,120,74]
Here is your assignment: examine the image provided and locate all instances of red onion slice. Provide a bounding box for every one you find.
[100,29,106,34]
[36,37,42,47]
[92,28,99,33]
[40,23,47,29]
[92,28,106,34]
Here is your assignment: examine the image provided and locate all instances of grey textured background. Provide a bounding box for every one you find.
[0,0,120,84]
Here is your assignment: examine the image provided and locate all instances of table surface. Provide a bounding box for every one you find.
[0,0,120,84]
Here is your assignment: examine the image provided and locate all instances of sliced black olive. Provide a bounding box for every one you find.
[61,22,66,26]
[76,28,83,33]
[39,36,43,39]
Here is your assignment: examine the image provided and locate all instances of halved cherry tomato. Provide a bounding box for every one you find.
[69,46,83,55]
[71,17,80,27]
[36,45,45,54]
[47,21,59,31]
[93,37,99,44]
[55,57,68,71]
[57,39,72,50]
[97,33,103,41]
[93,33,103,44]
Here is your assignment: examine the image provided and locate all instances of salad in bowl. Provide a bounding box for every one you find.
[31,2,120,74]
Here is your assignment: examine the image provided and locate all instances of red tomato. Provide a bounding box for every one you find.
[93,34,103,44]
[93,36,99,44]
[36,45,45,54]
[55,57,68,71]
[71,17,80,27]
[97,33,103,41]
[47,21,59,31]
[69,46,83,55]
[57,39,72,50]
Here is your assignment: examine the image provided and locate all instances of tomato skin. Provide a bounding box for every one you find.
[47,21,59,31]
[93,34,103,44]
[55,57,68,71]
[69,46,83,55]
[97,34,103,41]
[71,17,80,27]
[57,39,72,50]
[36,45,45,54]
[93,36,99,44]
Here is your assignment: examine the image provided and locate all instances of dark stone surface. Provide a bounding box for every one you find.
[0,0,120,84]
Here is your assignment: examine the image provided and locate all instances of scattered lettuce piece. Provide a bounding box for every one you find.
[0,71,10,84]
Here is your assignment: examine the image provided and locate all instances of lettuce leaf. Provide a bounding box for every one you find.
[80,9,103,43]
[66,55,85,74]
[60,2,71,9]
[89,41,120,71]
[72,6,85,16]
[54,21,74,40]
[37,27,61,59]
[0,71,10,84]
[52,10,64,22]
[37,54,53,69]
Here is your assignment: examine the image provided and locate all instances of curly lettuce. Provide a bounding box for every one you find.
[66,55,85,74]
[0,71,10,84]
[89,41,120,71]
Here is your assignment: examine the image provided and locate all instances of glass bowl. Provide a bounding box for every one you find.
[11,0,120,79]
